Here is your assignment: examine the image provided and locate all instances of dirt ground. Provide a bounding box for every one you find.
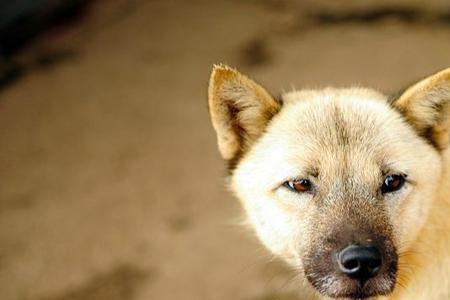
[1,1,450,300]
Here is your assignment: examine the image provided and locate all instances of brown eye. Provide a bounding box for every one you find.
[284,179,312,193]
[381,174,405,194]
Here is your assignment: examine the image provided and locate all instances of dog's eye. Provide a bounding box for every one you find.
[284,179,312,193]
[381,174,405,194]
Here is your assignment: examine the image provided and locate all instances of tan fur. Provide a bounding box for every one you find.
[208,65,450,300]
[394,68,450,150]
[208,64,280,161]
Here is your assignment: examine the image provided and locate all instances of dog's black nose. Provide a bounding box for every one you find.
[338,245,382,281]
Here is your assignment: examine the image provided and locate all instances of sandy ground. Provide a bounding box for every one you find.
[1,1,450,300]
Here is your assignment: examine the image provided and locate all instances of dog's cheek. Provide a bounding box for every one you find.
[379,138,442,250]
[243,196,305,262]
[387,183,437,250]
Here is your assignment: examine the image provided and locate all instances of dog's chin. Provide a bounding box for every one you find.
[306,273,396,300]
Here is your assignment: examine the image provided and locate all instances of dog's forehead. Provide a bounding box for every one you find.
[257,88,410,175]
[275,88,398,147]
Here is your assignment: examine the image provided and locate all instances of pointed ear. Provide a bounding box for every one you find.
[392,68,450,150]
[208,64,281,163]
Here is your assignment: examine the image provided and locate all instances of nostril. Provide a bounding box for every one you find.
[338,245,382,280]
[342,258,360,272]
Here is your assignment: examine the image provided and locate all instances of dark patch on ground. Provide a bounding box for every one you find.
[0,61,24,90]
[304,7,450,28]
[239,7,450,68]
[0,191,35,213]
[40,264,153,300]
[168,215,192,233]
[168,196,194,233]
[0,0,91,58]
[34,49,79,69]
[239,37,272,67]
[0,0,87,91]
[0,48,78,92]
[310,8,421,25]
[253,3,450,35]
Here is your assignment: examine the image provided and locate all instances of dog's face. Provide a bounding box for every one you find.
[232,89,440,298]
[208,66,450,299]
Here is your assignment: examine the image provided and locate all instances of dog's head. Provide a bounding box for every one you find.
[208,65,450,299]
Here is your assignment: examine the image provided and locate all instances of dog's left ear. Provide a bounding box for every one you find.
[392,68,450,150]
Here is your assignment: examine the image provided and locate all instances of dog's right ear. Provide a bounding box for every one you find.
[208,64,281,164]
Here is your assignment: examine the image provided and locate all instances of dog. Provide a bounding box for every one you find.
[207,64,450,299]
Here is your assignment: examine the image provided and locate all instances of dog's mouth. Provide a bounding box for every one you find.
[303,239,398,299]
[305,270,397,299]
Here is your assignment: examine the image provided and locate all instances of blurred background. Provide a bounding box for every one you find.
[1,0,450,299]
